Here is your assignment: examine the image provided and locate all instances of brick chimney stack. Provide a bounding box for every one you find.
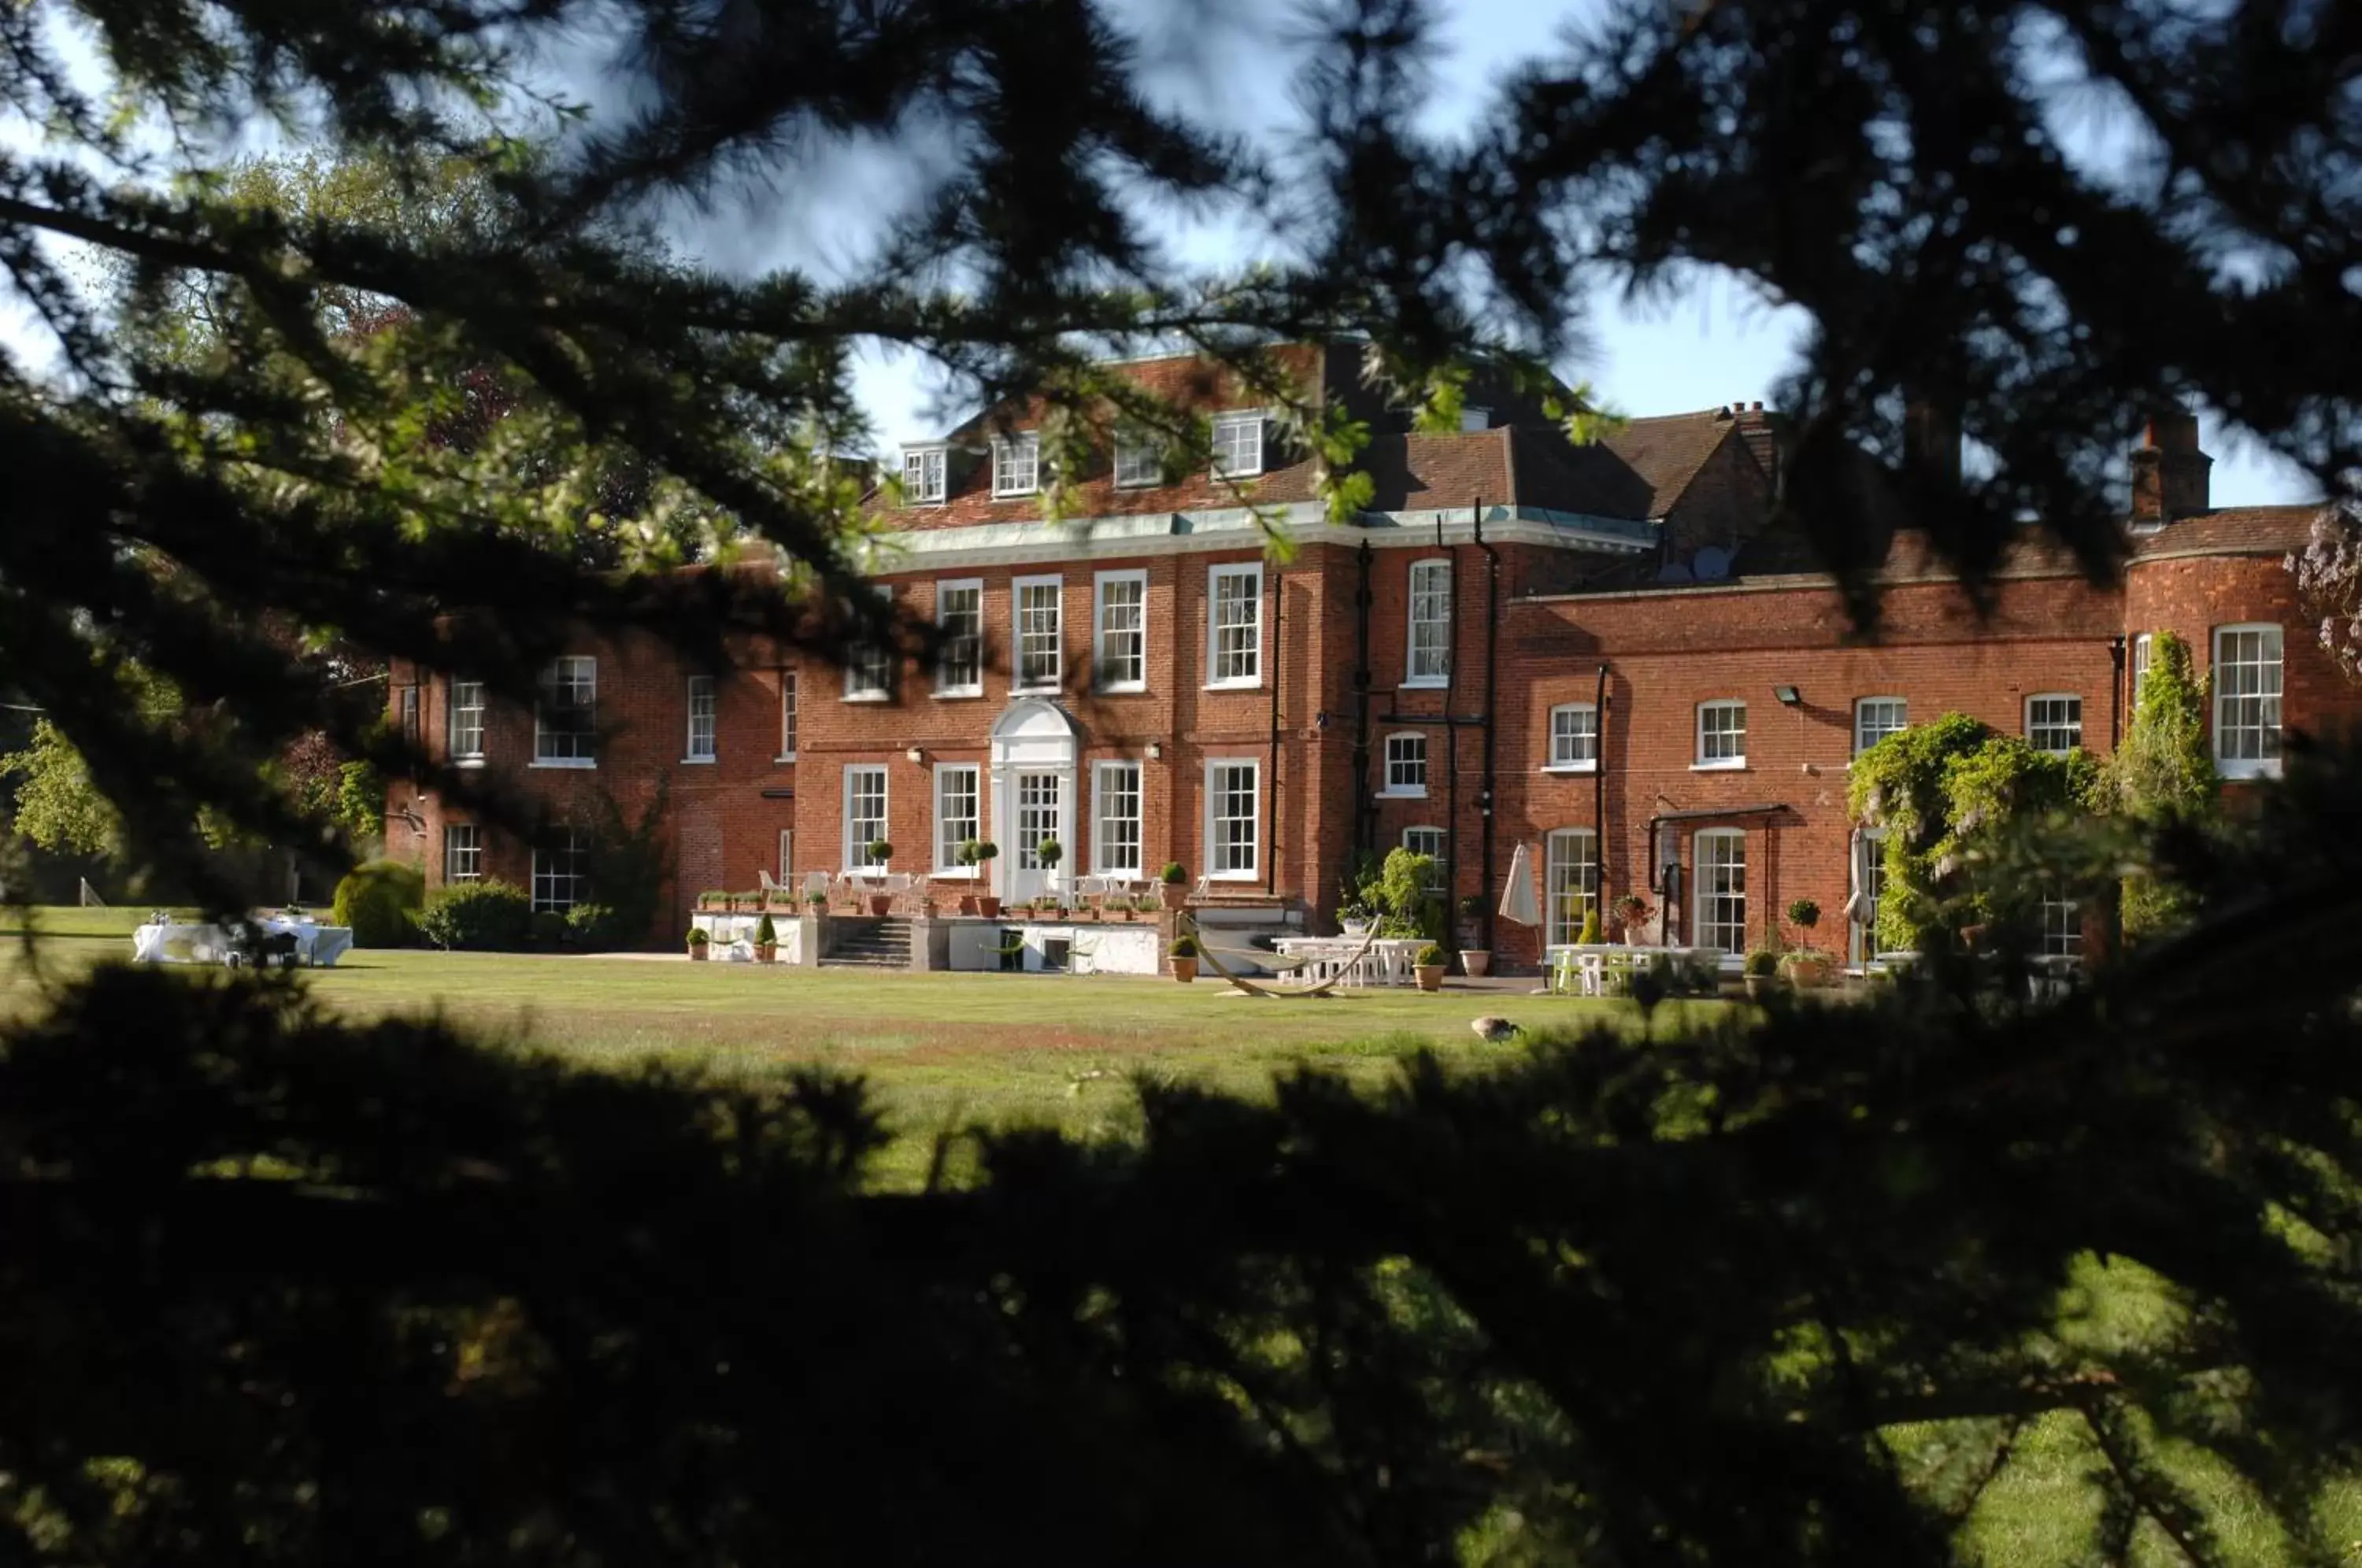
[1902,397,1962,489]
[1732,400,1780,490]
[2128,410,2212,526]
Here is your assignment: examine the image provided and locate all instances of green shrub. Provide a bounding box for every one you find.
[1575,908,1600,945]
[1168,934,1199,957]
[331,859,424,948]
[1744,947,1779,978]
[1414,943,1446,967]
[754,912,777,945]
[567,902,624,949]
[686,927,709,947]
[530,909,566,945]
[1160,861,1186,885]
[1786,897,1820,930]
[413,880,531,951]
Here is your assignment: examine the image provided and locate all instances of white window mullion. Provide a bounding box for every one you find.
[935,764,980,874]
[1546,704,1597,771]
[1013,575,1062,692]
[685,675,716,762]
[1206,563,1263,687]
[1093,761,1143,875]
[1205,759,1260,879]
[845,766,890,870]
[1407,559,1452,685]
[1544,830,1598,947]
[2212,624,2283,778]
[936,579,983,697]
[1094,571,1146,692]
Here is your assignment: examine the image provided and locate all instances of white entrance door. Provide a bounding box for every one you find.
[1009,770,1064,904]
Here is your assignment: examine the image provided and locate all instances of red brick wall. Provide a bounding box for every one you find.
[394,539,2362,958]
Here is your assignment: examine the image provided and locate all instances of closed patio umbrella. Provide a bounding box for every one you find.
[1499,841,1541,926]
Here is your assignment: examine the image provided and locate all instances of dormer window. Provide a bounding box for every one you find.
[902,446,947,505]
[1210,412,1264,479]
[991,433,1040,497]
[1460,407,1491,432]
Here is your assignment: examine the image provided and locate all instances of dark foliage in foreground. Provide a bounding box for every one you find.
[9,744,2362,1565]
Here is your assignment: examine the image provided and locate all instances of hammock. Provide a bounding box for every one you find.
[1187,914,1385,999]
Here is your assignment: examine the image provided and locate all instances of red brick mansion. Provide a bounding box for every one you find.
[386,343,2346,968]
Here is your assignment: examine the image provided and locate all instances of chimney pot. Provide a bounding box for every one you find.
[2130,409,2211,523]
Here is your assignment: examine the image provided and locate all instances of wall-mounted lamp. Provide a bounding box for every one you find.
[905,745,926,764]
[1146,741,1164,760]
[1773,685,1802,707]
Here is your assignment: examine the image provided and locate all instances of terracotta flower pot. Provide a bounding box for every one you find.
[688,943,709,963]
[957,894,979,916]
[1413,963,1445,993]
[1783,955,1832,989]
[1160,883,1188,910]
[1461,950,1491,978]
[753,942,776,964]
[1171,956,1198,983]
[868,894,893,918]
[976,897,1001,919]
[1744,974,1773,1000]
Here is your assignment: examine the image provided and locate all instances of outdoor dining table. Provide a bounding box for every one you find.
[1272,934,1426,986]
[132,915,356,968]
[1543,944,1727,996]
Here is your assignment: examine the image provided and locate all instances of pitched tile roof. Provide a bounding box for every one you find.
[2132,505,2321,557]
[1599,409,1744,516]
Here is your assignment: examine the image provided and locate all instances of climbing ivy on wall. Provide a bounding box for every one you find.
[1849,715,2105,955]
[2108,632,2217,941]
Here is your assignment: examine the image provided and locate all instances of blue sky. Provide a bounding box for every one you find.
[17,0,2316,506]
[790,0,2312,506]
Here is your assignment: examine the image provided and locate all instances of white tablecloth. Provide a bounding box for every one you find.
[132,918,356,968]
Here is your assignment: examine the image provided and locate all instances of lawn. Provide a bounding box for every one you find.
[10,908,2356,1562]
[0,906,1685,1190]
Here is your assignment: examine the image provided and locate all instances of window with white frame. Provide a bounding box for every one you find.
[685,675,716,761]
[2131,634,2153,707]
[2213,623,2283,778]
[1694,828,1748,955]
[1696,700,1747,767]
[935,764,980,874]
[845,638,893,701]
[936,579,983,696]
[2025,693,2082,753]
[448,679,485,763]
[1113,431,1161,488]
[1094,571,1146,691]
[1094,761,1143,875]
[1407,559,1452,684]
[2041,892,2083,958]
[443,823,481,883]
[1207,562,1263,686]
[1853,697,1908,755]
[1210,411,1264,478]
[1383,732,1428,796]
[1014,575,1062,691]
[778,669,798,760]
[1545,829,1599,949]
[531,830,587,913]
[533,656,597,766]
[1402,826,1447,894]
[902,446,947,504]
[991,433,1039,497]
[844,766,889,870]
[1546,704,1597,771]
[1206,760,1259,878]
[399,686,420,745]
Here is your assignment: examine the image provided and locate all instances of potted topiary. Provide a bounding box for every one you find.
[806,888,828,918]
[687,927,711,963]
[1781,897,1831,989]
[972,840,1002,919]
[1743,946,1779,1000]
[753,912,777,963]
[864,841,894,915]
[1412,942,1447,992]
[1159,861,1189,910]
[1168,933,1200,983]
[956,839,983,915]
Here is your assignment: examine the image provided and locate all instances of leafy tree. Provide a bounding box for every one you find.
[0,719,121,859]
[2108,632,2217,940]
[1850,716,2103,953]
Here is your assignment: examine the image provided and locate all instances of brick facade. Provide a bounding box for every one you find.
[390,353,2351,965]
